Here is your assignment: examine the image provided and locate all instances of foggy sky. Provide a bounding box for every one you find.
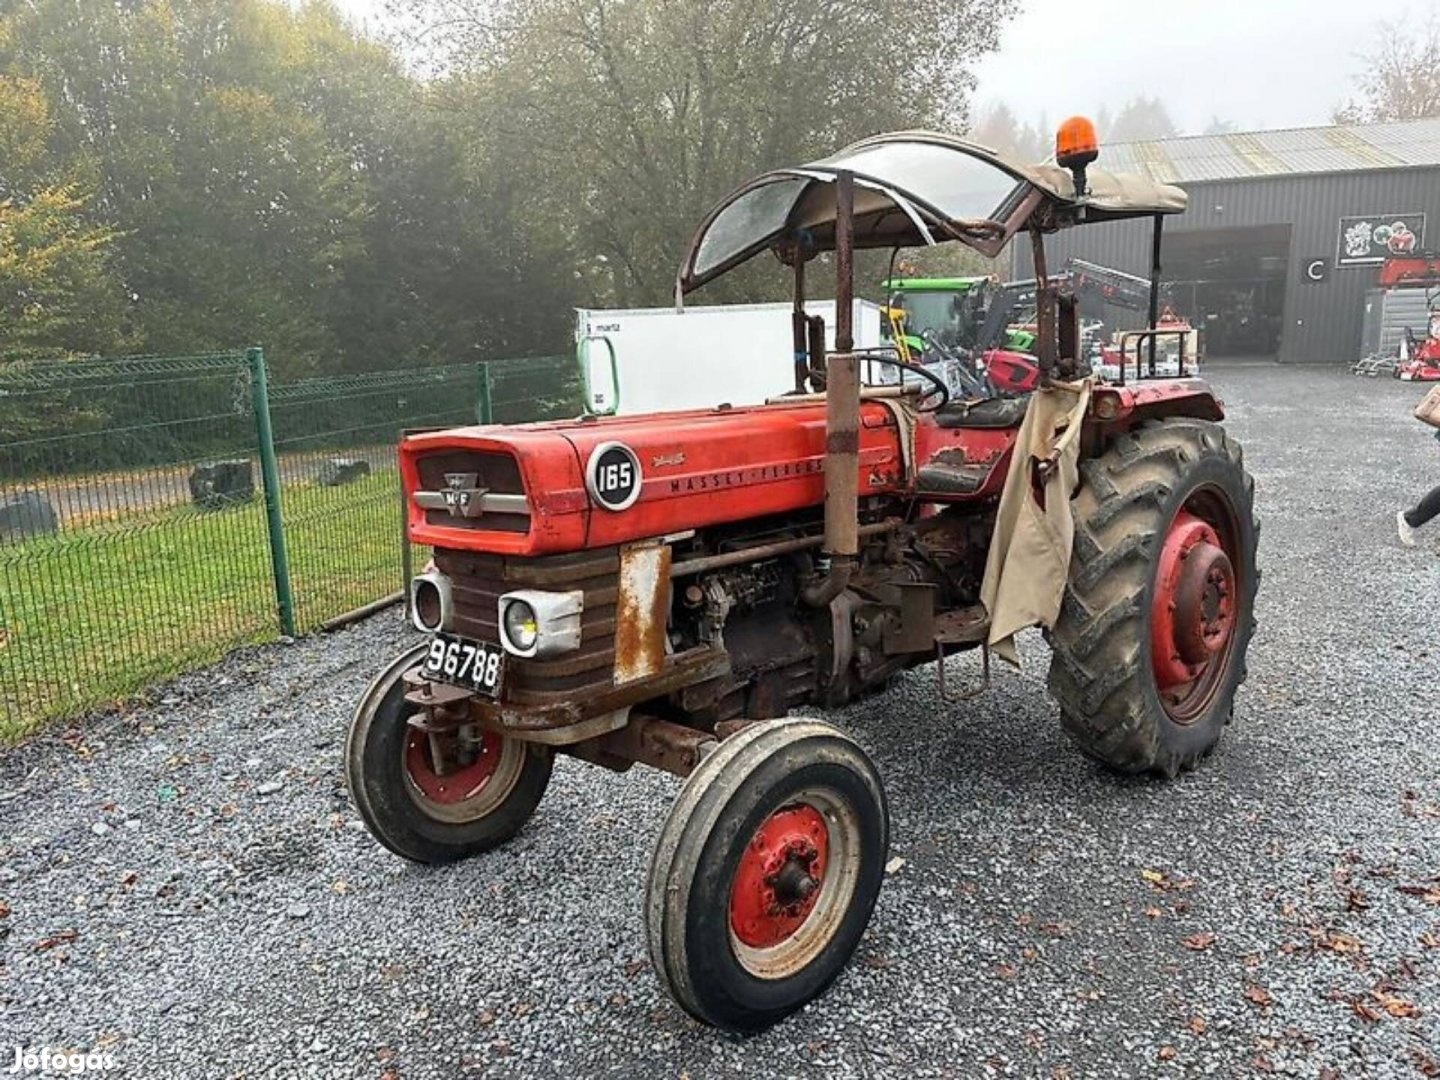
[334,0,1420,137]
[973,0,1416,135]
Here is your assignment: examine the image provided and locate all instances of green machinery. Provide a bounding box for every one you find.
[880,276,1038,363]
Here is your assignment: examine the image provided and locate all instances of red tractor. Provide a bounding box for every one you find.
[347,120,1259,1032]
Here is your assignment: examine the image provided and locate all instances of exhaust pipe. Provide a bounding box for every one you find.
[804,169,859,608]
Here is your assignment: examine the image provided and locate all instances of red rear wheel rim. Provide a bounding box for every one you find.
[1150,490,1244,724]
[729,805,830,949]
[405,728,502,805]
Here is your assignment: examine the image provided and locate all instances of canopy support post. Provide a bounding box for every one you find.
[805,169,858,608]
[1031,227,1057,387]
[1147,213,1164,378]
[792,257,808,392]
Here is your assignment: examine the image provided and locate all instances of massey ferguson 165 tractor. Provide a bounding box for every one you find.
[347,120,1259,1032]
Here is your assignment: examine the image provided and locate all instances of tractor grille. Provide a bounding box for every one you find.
[415,450,530,534]
[432,546,619,705]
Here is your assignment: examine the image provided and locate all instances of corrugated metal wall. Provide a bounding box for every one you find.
[1016,166,1440,363]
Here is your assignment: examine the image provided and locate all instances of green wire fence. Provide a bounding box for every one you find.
[0,349,582,739]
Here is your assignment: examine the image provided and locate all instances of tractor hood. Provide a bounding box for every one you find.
[400,400,908,557]
[677,130,1187,294]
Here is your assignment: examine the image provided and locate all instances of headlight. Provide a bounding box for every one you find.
[410,571,453,633]
[503,599,539,653]
[498,589,584,658]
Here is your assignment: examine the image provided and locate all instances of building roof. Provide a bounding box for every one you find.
[1098,117,1440,184]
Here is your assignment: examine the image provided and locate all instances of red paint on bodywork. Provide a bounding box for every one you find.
[401,380,1221,556]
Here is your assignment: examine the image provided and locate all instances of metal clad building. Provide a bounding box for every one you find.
[1016,118,1440,363]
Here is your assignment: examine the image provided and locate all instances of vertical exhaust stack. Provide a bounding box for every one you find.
[805,170,859,607]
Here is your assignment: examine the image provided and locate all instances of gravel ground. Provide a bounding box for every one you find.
[3,362,1440,1079]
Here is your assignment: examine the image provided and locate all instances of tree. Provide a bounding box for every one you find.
[971,102,1048,162]
[0,187,123,359]
[1333,16,1440,123]
[0,75,125,358]
[1107,96,1178,142]
[0,0,400,373]
[389,0,1018,306]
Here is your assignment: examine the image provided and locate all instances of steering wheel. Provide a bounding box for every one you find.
[865,351,950,413]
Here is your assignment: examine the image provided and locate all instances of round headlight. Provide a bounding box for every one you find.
[503,598,539,652]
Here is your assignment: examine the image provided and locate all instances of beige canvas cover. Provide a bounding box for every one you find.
[980,379,1093,665]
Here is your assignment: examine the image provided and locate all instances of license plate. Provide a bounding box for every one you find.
[421,632,505,697]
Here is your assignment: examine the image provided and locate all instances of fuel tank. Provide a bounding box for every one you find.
[401,400,912,556]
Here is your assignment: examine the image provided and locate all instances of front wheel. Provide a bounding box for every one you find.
[345,644,552,863]
[645,719,889,1032]
[1048,418,1259,777]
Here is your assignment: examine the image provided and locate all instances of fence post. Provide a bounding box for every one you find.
[476,361,493,424]
[248,347,297,637]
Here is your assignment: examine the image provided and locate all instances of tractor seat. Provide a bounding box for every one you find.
[933,395,1030,429]
[915,449,997,496]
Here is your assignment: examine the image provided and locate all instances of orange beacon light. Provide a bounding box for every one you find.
[1056,115,1099,195]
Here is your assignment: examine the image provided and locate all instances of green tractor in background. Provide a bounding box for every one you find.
[880,276,1038,364]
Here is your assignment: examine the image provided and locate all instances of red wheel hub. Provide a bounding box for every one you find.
[405,729,501,805]
[729,805,829,949]
[1151,509,1237,694]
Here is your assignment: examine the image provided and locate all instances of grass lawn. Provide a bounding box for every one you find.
[0,467,407,743]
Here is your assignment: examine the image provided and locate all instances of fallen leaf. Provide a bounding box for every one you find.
[0,899,10,919]
[1350,1000,1382,1023]
[1371,990,1421,1019]
[1182,932,1216,951]
[330,880,350,894]
[1317,931,1364,954]
[1421,931,1440,949]
[1244,985,1274,1009]
[1022,947,1039,962]
[623,958,647,978]
[34,929,78,952]
[1412,1049,1440,1077]
[1157,1045,1177,1061]
[884,856,906,875]
[1141,869,1194,892]
[1252,1055,1275,1073]
[1345,888,1370,912]
[1398,884,1440,905]
[1188,1015,1208,1035]
[477,1008,495,1026]
[996,963,1017,979]
[1144,906,1163,919]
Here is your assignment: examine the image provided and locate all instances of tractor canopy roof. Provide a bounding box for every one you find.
[677,130,1187,295]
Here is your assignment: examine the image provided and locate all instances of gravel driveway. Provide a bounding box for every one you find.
[2,362,1439,1079]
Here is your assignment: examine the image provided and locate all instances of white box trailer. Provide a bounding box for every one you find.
[575,299,884,416]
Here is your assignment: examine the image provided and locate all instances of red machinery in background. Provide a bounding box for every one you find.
[1356,253,1440,380]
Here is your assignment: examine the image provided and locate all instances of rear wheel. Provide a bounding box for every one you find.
[1048,419,1258,777]
[345,644,552,863]
[646,719,888,1032]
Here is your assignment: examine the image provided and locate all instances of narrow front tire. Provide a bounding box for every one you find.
[645,719,889,1032]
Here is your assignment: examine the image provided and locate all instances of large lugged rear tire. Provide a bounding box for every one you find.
[346,644,552,863]
[1048,418,1259,777]
[646,719,889,1032]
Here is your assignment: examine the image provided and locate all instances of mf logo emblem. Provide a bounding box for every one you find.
[441,472,487,518]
